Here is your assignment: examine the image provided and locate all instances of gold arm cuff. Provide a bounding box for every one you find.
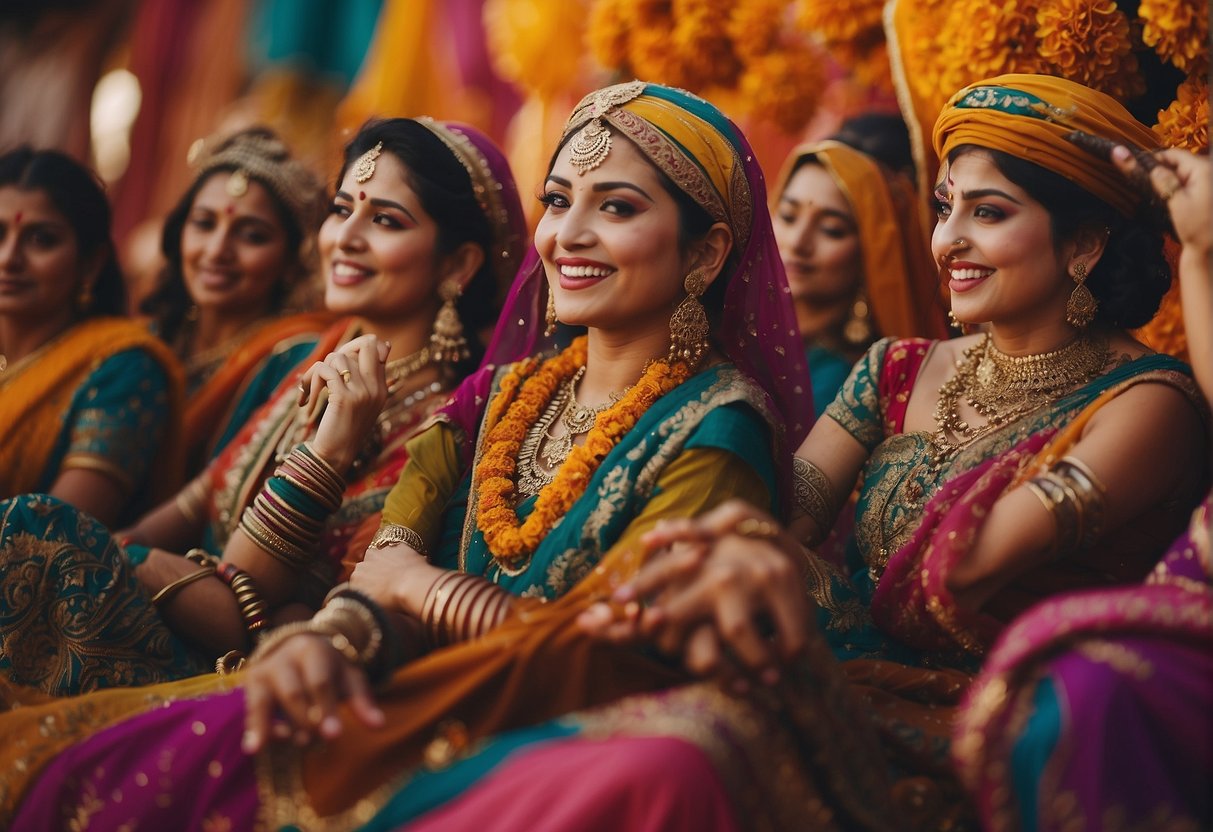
[792,456,839,544]
[370,523,430,555]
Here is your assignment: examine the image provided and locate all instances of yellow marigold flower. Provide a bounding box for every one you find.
[671,3,743,89]
[1035,0,1142,100]
[1155,74,1209,151]
[587,0,633,70]
[1139,0,1209,74]
[484,0,589,100]
[628,14,691,87]
[938,0,1048,100]
[738,45,826,134]
[728,0,788,62]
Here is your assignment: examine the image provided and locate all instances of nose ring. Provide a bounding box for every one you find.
[952,237,967,248]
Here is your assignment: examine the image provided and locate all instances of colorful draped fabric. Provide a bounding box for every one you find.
[954,494,1212,832]
[0,317,184,513]
[181,311,330,475]
[0,320,446,698]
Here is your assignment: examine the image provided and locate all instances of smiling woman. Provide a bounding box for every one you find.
[0,118,526,710]
[138,128,333,476]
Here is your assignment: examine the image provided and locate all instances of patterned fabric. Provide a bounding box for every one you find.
[0,317,184,516]
[0,321,447,697]
[955,495,1212,832]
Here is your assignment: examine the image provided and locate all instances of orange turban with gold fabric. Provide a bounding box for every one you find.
[932,74,1161,217]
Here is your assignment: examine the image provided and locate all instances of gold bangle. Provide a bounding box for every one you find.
[369,523,430,556]
[150,566,214,606]
[250,621,324,662]
[792,456,839,545]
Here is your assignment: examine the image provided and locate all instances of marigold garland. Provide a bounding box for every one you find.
[475,336,691,568]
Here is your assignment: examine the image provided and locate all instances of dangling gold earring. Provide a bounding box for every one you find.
[1065,262,1097,329]
[947,309,970,334]
[667,268,710,368]
[430,280,470,363]
[842,291,873,347]
[76,282,94,311]
[544,289,558,337]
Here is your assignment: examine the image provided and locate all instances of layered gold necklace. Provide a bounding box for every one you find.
[933,333,1109,464]
[517,365,618,497]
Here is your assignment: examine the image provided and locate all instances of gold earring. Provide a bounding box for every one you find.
[430,280,469,363]
[76,282,93,311]
[544,289,558,337]
[667,269,710,368]
[1065,262,1097,329]
[842,291,873,346]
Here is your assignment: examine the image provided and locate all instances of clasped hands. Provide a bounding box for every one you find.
[578,500,815,690]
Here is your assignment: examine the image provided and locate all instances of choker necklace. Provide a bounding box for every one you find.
[933,333,1109,464]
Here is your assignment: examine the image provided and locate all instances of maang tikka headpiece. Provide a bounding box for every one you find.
[353,141,384,183]
[565,81,648,175]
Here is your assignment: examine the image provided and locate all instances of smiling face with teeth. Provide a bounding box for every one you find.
[535,133,700,340]
[318,152,445,325]
[932,150,1077,332]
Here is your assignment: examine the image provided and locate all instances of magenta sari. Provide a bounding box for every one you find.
[954,495,1213,832]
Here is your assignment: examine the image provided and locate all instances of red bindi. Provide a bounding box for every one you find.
[225,204,236,215]
[13,212,22,225]
[358,191,366,201]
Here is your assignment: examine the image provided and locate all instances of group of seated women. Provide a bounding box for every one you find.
[0,71,1208,832]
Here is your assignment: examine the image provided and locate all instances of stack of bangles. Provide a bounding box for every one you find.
[239,442,344,570]
[1023,455,1108,557]
[420,571,513,649]
[251,586,398,682]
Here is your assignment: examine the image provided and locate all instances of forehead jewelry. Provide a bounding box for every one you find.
[353,141,384,184]
[567,81,647,175]
[226,169,249,197]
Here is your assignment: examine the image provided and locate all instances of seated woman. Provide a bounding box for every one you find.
[549,74,1206,830]
[0,148,182,528]
[955,148,1213,830]
[0,117,526,699]
[772,139,947,417]
[139,127,332,475]
[383,74,1208,831]
[0,81,813,831]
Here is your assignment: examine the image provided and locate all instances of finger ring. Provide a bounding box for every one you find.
[306,704,325,725]
[734,518,780,539]
[1158,179,1182,201]
[340,370,352,383]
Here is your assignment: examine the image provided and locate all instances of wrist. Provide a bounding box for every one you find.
[395,560,444,617]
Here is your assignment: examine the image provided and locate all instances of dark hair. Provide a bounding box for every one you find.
[339,118,498,374]
[0,146,125,317]
[547,127,733,324]
[948,144,1170,329]
[140,167,306,346]
[830,113,915,180]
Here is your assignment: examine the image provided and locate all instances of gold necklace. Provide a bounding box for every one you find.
[933,333,1108,464]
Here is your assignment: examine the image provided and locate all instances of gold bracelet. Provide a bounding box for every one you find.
[150,566,214,606]
[250,621,324,662]
[792,456,839,545]
[369,523,430,556]
[175,476,210,525]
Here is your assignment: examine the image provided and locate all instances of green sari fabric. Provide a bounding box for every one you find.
[431,363,778,598]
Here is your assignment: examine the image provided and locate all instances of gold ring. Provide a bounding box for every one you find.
[306,704,325,726]
[733,517,781,540]
[340,370,352,383]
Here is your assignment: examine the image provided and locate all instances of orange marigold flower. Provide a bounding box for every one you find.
[587,0,633,70]
[938,0,1047,100]
[671,4,743,90]
[1154,74,1209,151]
[1035,0,1141,100]
[728,0,787,62]
[795,0,884,45]
[1139,0,1209,74]
[737,44,826,134]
